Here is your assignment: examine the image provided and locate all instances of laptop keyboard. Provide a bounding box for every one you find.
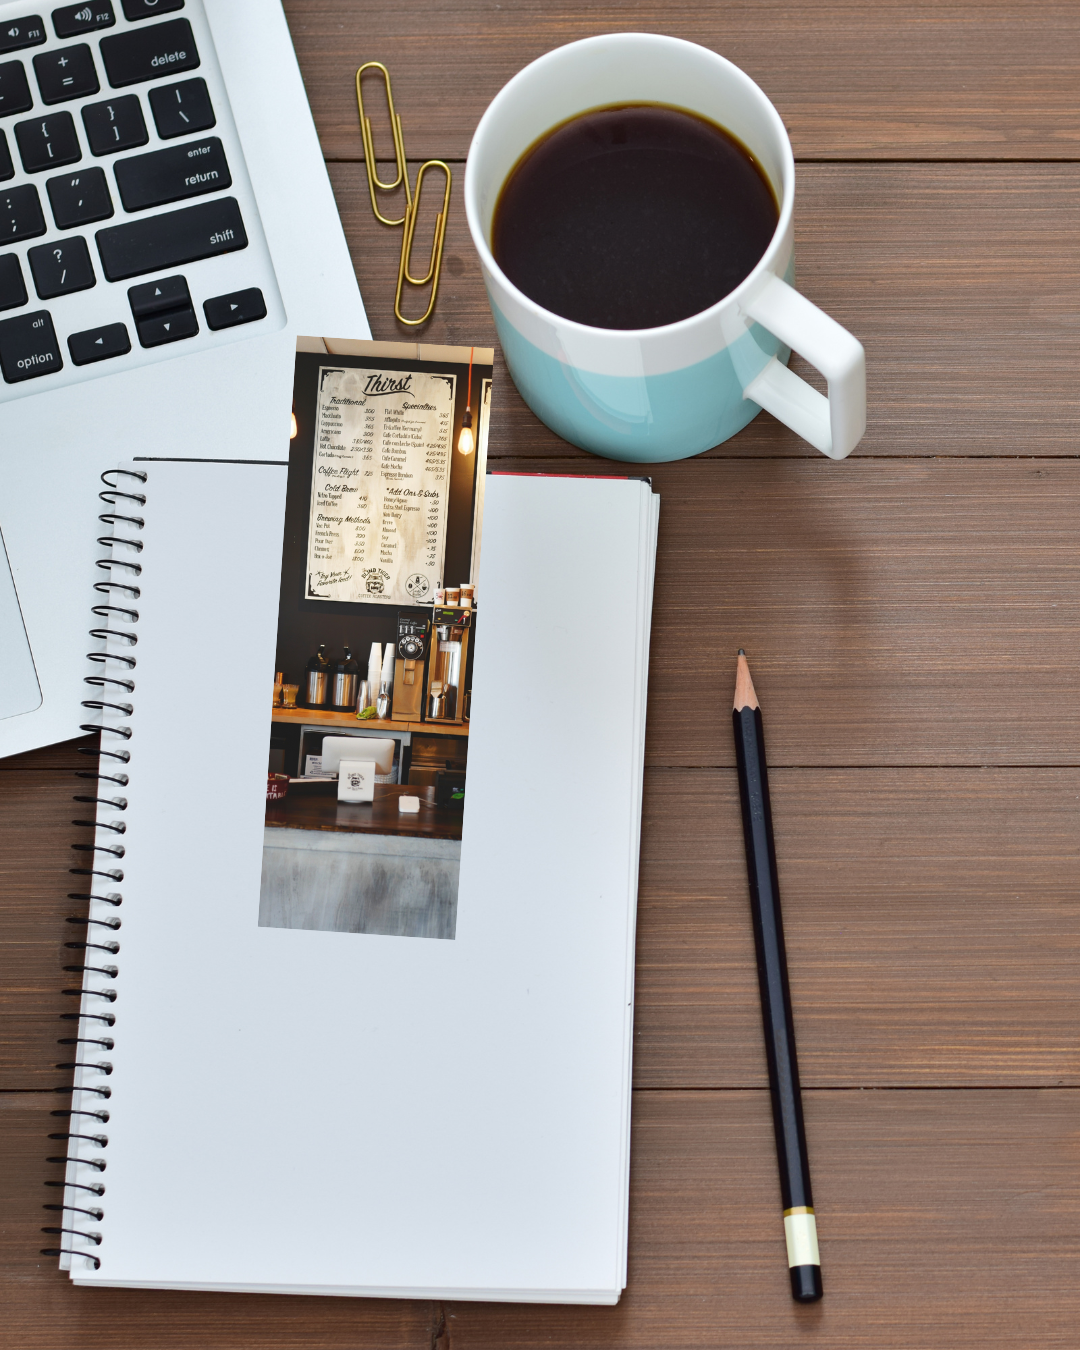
[0,0,284,401]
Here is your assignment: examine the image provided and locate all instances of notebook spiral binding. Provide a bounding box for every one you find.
[41,469,148,1275]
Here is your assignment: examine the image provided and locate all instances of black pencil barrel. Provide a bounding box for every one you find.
[733,703,822,1302]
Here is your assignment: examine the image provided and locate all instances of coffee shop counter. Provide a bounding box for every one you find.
[261,783,462,939]
[265,782,463,842]
[271,708,469,736]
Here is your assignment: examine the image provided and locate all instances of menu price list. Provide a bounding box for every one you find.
[306,365,456,606]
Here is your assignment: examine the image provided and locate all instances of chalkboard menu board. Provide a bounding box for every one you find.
[306,363,462,606]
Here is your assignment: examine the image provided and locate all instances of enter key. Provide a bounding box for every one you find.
[113,136,231,213]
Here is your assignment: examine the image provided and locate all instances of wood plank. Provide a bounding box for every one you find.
[4,768,1076,1089]
[285,1,1080,162]
[0,774,87,1089]
[454,1089,1080,1349]
[635,767,1080,1088]
[329,162,1080,458]
[619,456,1075,767]
[2,1088,1075,1347]
[0,738,94,772]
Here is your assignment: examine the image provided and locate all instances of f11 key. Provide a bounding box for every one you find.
[0,17,46,54]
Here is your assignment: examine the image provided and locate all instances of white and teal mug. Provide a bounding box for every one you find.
[464,33,866,462]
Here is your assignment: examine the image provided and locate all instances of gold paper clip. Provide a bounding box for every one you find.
[395,160,451,326]
[355,62,452,327]
[355,61,411,227]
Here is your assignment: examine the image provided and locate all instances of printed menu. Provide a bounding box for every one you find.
[306,365,456,606]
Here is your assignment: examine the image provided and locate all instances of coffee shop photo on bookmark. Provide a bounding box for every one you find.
[262,341,493,945]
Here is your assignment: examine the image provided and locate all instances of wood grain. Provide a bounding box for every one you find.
[329,162,1080,457]
[0,738,94,773]
[635,457,1077,767]
[3,1088,1076,1348]
[284,1,1080,162]
[634,767,1080,1087]
[5,768,1076,1089]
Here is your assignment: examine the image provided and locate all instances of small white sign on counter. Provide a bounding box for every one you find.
[337,759,376,803]
[306,365,456,607]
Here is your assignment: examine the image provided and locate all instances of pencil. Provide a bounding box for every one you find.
[732,650,823,1303]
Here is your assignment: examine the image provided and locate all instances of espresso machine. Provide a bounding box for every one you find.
[424,607,472,725]
[390,612,430,722]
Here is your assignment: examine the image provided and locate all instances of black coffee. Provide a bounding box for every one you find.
[492,104,778,330]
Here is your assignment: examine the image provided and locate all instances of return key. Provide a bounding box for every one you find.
[113,136,230,212]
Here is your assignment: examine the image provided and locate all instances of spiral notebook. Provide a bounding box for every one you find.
[53,351,659,1303]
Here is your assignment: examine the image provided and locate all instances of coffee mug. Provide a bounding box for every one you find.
[464,33,866,462]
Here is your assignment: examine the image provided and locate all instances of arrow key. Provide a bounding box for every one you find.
[135,304,197,348]
[128,272,189,317]
[68,320,130,366]
[203,286,265,331]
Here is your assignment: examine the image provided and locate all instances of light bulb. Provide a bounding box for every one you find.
[457,407,474,455]
[290,410,298,439]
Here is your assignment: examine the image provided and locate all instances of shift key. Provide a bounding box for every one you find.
[96,196,246,282]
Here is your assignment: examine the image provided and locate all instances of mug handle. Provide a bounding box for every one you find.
[741,275,866,460]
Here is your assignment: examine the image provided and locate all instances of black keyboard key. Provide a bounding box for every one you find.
[0,17,46,54]
[100,18,197,89]
[114,135,228,212]
[121,0,183,18]
[96,195,245,281]
[136,304,196,347]
[0,129,12,181]
[204,286,265,331]
[148,76,212,139]
[15,111,79,171]
[68,319,129,364]
[0,308,61,381]
[0,182,45,239]
[53,3,115,38]
[0,252,27,309]
[127,271,187,316]
[0,61,33,117]
[28,234,94,297]
[34,42,97,104]
[47,166,112,227]
[82,93,146,155]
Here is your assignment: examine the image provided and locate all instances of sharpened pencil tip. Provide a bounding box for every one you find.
[734,651,759,711]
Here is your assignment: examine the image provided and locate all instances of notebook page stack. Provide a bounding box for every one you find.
[60,451,658,1303]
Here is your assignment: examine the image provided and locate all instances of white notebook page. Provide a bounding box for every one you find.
[67,463,658,1301]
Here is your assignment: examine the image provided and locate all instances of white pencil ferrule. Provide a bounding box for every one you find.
[783,1208,820,1268]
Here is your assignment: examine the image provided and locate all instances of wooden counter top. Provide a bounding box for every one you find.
[271,707,468,736]
[265,781,463,841]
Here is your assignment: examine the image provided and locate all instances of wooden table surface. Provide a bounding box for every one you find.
[2,2,1078,1346]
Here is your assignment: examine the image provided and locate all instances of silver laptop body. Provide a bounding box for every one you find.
[0,0,368,757]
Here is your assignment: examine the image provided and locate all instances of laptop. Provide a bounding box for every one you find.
[0,0,370,758]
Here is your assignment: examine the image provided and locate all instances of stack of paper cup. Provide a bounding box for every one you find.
[367,643,382,712]
[380,642,395,694]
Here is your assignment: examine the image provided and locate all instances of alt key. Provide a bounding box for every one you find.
[203,286,266,331]
[68,321,130,365]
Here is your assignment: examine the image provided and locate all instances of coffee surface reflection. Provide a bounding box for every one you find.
[492,104,779,331]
